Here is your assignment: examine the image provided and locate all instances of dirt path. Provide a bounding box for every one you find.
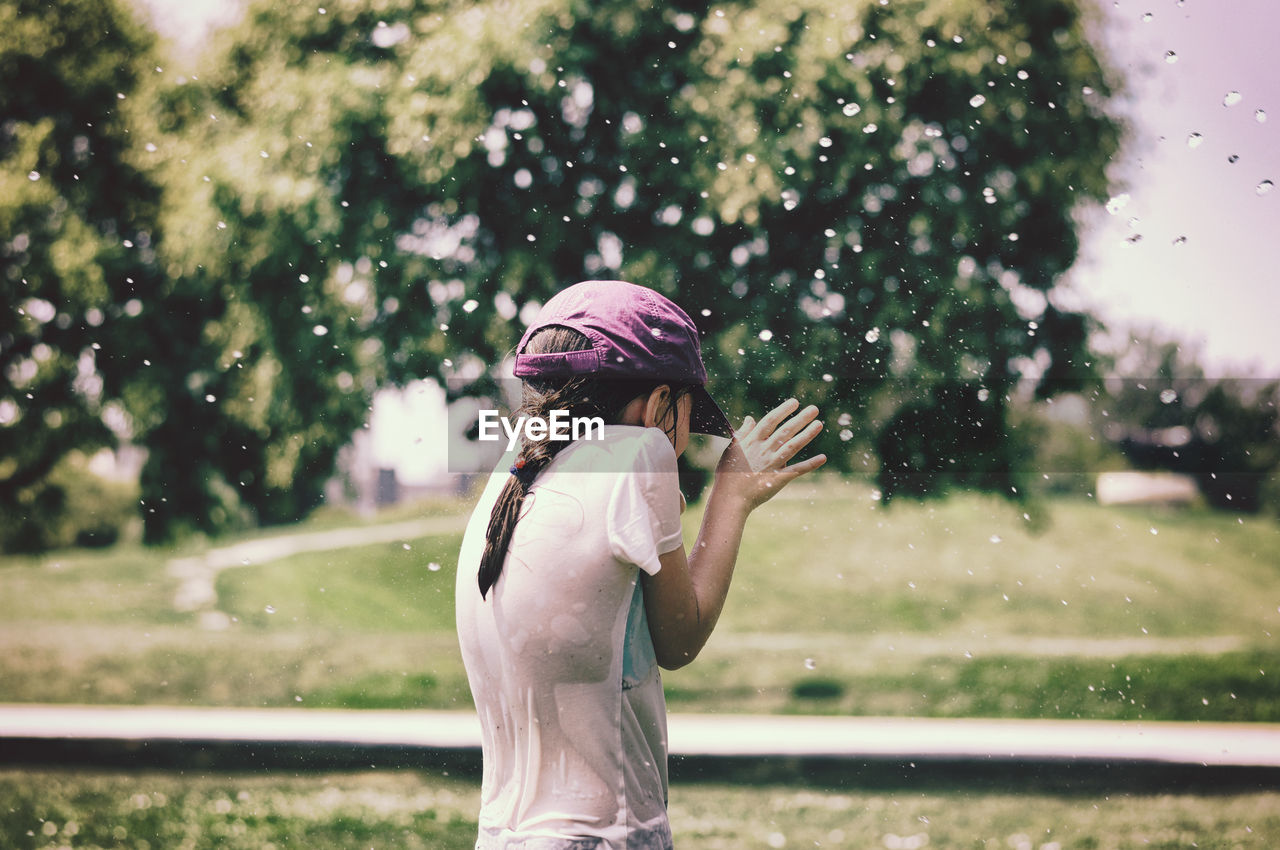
[166,515,469,622]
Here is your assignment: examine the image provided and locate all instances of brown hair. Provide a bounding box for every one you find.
[477,326,691,598]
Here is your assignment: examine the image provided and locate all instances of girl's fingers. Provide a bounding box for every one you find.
[780,453,827,481]
[752,398,800,440]
[769,405,820,451]
[777,419,823,460]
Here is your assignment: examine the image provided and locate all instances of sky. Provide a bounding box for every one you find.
[1074,0,1279,377]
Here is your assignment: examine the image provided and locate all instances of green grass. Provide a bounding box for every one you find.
[214,534,462,633]
[1,480,1278,719]
[3,769,1280,850]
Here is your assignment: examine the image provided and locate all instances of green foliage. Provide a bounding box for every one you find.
[0,0,161,546]
[1098,334,1280,512]
[3,0,1124,546]
[171,0,1123,512]
[0,451,139,553]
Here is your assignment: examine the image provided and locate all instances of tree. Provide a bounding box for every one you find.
[0,0,162,550]
[183,0,1121,512]
[1100,334,1280,512]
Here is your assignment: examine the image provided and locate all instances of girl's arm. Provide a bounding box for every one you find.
[642,398,826,670]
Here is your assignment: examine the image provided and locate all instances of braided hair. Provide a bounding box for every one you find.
[477,326,691,599]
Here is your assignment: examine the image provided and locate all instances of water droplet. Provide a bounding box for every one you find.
[1257,180,1274,196]
[427,562,442,572]
[259,150,270,158]
[1150,527,1159,535]
[28,171,40,181]
[803,657,817,670]
[1016,69,1030,81]
[205,394,217,403]
[1172,235,1188,245]
[312,325,329,336]
[989,534,1002,544]
[842,102,862,117]
[1202,697,1210,705]
[1142,12,1153,22]
[1223,91,1243,107]
[1256,109,1267,123]
[1160,388,1178,404]
[264,605,277,614]
[402,543,412,550]
[758,328,773,342]
[864,326,881,343]
[1186,132,1204,149]
[969,94,987,108]
[1228,154,1240,164]
[1164,51,1178,64]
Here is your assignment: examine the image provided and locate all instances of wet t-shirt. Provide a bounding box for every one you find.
[455,426,684,850]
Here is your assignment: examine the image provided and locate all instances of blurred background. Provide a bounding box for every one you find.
[3,0,1278,550]
[2,0,1279,846]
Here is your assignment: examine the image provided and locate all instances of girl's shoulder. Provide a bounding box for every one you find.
[553,425,677,475]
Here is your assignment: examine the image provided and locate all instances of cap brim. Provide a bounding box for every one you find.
[688,386,734,438]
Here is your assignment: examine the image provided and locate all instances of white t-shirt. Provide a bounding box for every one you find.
[455,425,685,850]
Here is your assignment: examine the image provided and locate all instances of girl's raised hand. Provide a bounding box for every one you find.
[715,398,826,511]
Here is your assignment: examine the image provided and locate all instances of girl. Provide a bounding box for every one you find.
[455,280,825,849]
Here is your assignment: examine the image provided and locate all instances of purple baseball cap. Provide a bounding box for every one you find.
[513,280,733,437]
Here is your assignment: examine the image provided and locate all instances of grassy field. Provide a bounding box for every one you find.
[3,768,1280,850]
[1,476,1278,720]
